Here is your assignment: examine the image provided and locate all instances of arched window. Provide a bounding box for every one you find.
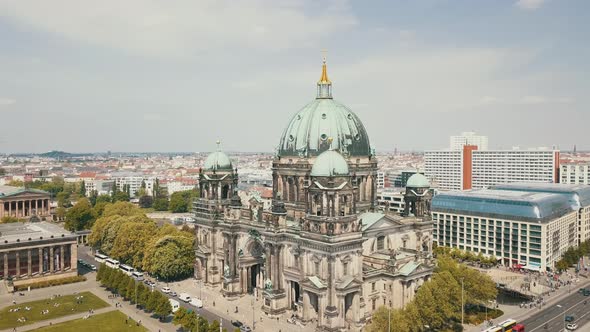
[377,236,385,250]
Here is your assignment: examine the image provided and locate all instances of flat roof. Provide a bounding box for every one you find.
[492,183,590,207]
[0,222,77,245]
[432,189,574,223]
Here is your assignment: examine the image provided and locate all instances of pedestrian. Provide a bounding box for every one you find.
[126,319,128,324]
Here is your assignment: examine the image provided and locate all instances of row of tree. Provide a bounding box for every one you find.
[96,264,172,319]
[89,202,195,281]
[433,245,499,267]
[367,256,498,331]
[555,239,590,271]
[173,307,231,332]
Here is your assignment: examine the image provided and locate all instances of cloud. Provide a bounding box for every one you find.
[515,0,546,10]
[0,0,356,58]
[0,98,16,105]
[519,95,573,104]
[143,113,162,121]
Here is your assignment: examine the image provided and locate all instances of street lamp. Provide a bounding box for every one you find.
[557,304,565,331]
[252,298,255,330]
[461,277,465,326]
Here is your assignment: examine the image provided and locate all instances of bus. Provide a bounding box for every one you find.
[131,272,144,281]
[482,319,523,332]
[94,253,108,263]
[119,264,135,276]
[498,319,517,332]
[105,258,120,269]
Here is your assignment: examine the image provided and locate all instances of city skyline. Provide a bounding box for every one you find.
[1,0,588,153]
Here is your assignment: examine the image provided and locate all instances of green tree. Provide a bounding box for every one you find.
[139,195,153,208]
[437,256,497,306]
[365,307,411,332]
[65,198,95,231]
[208,320,220,332]
[555,259,569,272]
[197,316,209,332]
[146,289,160,312]
[124,277,136,301]
[155,293,173,319]
[143,231,195,281]
[110,218,157,270]
[153,198,169,211]
[408,271,461,330]
[173,307,189,327]
[113,190,130,202]
[79,180,86,197]
[169,191,189,213]
[137,283,150,308]
[7,179,24,187]
[56,191,70,207]
[96,263,106,281]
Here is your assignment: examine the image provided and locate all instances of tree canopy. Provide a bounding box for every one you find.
[65,198,95,231]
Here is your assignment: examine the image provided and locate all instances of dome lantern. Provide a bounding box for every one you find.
[317,54,332,99]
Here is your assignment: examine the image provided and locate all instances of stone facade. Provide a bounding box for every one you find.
[193,60,434,331]
[0,186,51,220]
[0,222,78,286]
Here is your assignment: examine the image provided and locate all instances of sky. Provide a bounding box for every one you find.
[0,0,588,153]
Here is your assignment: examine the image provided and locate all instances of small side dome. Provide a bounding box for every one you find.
[406,173,430,188]
[204,151,233,171]
[311,150,349,177]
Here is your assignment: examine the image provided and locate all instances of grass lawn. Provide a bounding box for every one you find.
[34,310,148,332]
[0,291,109,330]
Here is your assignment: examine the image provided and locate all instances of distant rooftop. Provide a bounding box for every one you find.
[0,185,48,198]
[432,189,575,223]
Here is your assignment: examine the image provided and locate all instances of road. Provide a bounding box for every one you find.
[522,290,590,331]
[77,246,237,331]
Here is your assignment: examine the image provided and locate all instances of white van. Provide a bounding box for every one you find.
[179,293,191,303]
[169,299,180,313]
[189,298,203,308]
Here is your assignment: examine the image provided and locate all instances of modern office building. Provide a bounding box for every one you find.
[0,222,78,287]
[431,189,579,271]
[376,190,405,214]
[111,172,155,197]
[84,179,115,196]
[492,183,590,245]
[560,162,590,185]
[450,131,488,151]
[425,146,560,191]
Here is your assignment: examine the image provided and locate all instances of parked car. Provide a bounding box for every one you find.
[161,287,171,294]
[565,315,575,322]
[170,291,177,297]
[240,326,251,332]
[90,264,97,271]
[232,320,244,328]
[567,323,578,330]
[189,298,203,308]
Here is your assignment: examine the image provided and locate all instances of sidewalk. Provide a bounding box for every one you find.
[0,306,115,332]
[466,274,590,332]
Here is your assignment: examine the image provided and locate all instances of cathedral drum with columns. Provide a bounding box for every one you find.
[193,58,434,331]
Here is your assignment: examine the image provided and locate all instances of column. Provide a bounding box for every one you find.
[60,245,65,271]
[3,252,8,279]
[265,244,272,284]
[8,201,12,217]
[34,200,38,215]
[27,249,32,277]
[38,248,43,274]
[15,251,20,279]
[302,291,311,320]
[352,293,360,322]
[49,247,54,273]
[70,244,77,271]
[41,199,45,215]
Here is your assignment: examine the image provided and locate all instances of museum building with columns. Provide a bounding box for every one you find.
[0,222,78,287]
[193,59,434,331]
[0,185,51,220]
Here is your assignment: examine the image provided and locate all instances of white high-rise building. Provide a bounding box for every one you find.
[425,147,560,191]
[450,131,488,151]
[560,163,590,185]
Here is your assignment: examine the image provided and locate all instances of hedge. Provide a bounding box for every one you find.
[14,275,87,291]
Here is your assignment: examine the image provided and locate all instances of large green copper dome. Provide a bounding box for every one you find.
[277,60,371,158]
[406,173,430,188]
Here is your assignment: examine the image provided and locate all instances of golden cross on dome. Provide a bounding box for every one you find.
[318,49,331,84]
[216,140,221,151]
